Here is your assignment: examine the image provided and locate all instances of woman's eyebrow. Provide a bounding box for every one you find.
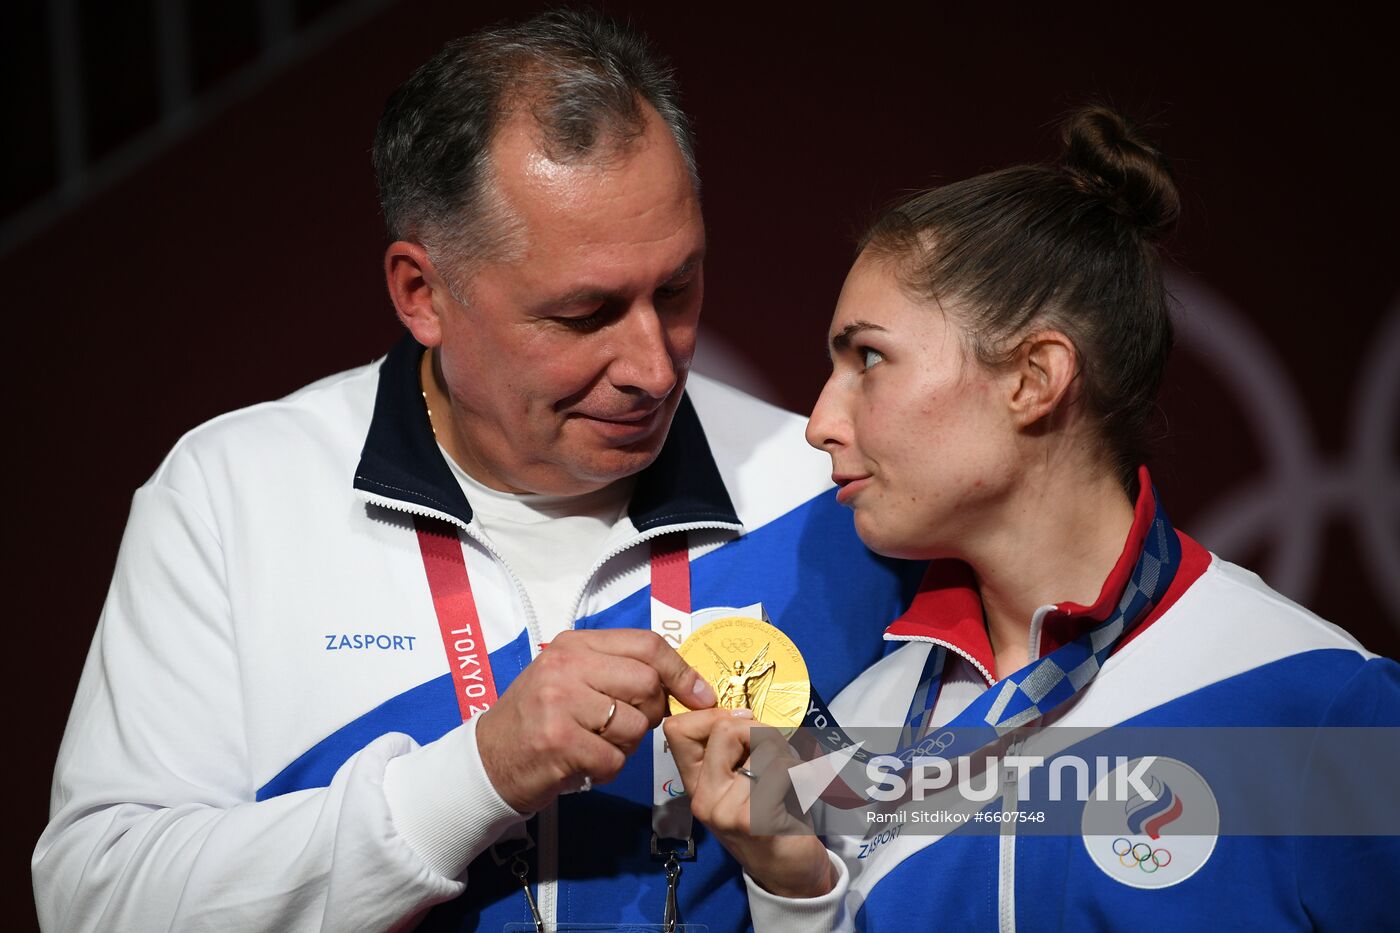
[830,321,888,357]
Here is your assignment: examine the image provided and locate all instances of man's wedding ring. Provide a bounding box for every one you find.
[596,699,618,735]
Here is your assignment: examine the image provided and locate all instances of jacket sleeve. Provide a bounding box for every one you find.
[745,848,855,933]
[1294,656,1400,931]
[743,651,917,933]
[32,477,523,932]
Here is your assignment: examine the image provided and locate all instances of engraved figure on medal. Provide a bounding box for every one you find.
[671,616,810,734]
[708,642,774,711]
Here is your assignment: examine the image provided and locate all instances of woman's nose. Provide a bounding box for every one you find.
[805,375,849,452]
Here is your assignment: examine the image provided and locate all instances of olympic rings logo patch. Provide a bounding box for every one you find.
[1112,838,1172,873]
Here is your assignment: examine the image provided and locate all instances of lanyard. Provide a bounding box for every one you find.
[648,533,693,933]
[413,516,693,929]
[648,533,695,850]
[803,494,1182,810]
[413,518,690,722]
[415,518,502,721]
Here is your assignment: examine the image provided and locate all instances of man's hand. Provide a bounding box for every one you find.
[664,709,837,899]
[475,629,717,814]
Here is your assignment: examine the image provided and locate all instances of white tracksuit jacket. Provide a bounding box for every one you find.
[746,475,1400,932]
[34,334,924,932]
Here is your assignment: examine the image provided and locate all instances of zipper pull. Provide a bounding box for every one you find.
[1003,751,1021,785]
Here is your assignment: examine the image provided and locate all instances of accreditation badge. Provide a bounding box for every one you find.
[668,605,811,733]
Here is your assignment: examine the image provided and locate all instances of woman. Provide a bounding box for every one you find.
[664,106,1400,930]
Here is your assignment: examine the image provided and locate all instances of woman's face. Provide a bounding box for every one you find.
[806,251,1019,560]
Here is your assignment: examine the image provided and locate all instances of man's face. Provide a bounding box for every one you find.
[431,105,705,495]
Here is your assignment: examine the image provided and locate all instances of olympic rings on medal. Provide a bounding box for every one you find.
[596,698,618,735]
[1112,838,1173,873]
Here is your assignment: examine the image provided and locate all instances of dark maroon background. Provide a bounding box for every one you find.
[7,2,1397,927]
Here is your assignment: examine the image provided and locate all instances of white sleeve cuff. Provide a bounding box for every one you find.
[744,848,852,933]
[382,717,529,880]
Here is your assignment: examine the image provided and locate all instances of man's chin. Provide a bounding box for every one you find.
[523,434,668,496]
[536,404,678,493]
[574,441,666,486]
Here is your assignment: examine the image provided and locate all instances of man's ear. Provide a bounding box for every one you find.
[1006,330,1081,429]
[384,240,452,347]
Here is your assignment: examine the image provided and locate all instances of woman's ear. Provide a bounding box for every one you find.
[1006,330,1080,428]
[384,240,452,347]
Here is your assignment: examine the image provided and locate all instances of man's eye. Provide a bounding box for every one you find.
[861,348,885,371]
[655,279,694,301]
[555,305,614,332]
[558,315,605,332]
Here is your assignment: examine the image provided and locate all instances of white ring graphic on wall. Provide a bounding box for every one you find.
[1169,273,1399,627]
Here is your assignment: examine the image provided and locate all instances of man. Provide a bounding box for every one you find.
[34,10,921,931]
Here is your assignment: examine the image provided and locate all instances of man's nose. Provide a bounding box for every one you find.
[611,304,682,399]
[805,375,849,452]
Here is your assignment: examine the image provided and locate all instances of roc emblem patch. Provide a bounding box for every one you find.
[1082,756,1219,889]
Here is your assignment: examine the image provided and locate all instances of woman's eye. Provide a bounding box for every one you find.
[861,348,885,371]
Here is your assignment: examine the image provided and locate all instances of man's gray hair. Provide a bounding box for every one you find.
[371,8,697,281]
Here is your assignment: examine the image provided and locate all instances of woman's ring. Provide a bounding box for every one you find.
[596,699,618,735]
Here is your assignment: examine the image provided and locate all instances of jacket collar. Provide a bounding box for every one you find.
[883,466,1166,677]
[353,333,739,531]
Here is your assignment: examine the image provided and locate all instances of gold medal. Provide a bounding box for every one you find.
[669,616,811,732]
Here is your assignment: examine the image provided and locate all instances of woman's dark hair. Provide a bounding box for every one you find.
[861,105,1180,487]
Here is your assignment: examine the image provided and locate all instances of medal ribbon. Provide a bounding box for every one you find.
[803,493,1182,809]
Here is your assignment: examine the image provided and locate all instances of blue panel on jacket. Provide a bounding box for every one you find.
[256,627,534,801]
[853,650,1400,933]
[255,489,923,930]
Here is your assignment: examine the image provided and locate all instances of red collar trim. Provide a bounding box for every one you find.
[882,560,994,676]
[1113,528,1210,655]
[882,467,1209,679]
[1036,466,1155,656]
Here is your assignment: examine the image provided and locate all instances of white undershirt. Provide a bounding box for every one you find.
[441,447,634,644]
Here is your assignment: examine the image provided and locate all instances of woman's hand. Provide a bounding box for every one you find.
[663,708,836,899]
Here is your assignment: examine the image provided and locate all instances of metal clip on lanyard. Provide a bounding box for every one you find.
[509,857,545,933]
[652,834,696,933]
[489,833,544,933]
[648,532,695,933]
[661,856,682,933]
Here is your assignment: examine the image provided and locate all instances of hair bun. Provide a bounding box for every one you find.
[1060,105,1179,240]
